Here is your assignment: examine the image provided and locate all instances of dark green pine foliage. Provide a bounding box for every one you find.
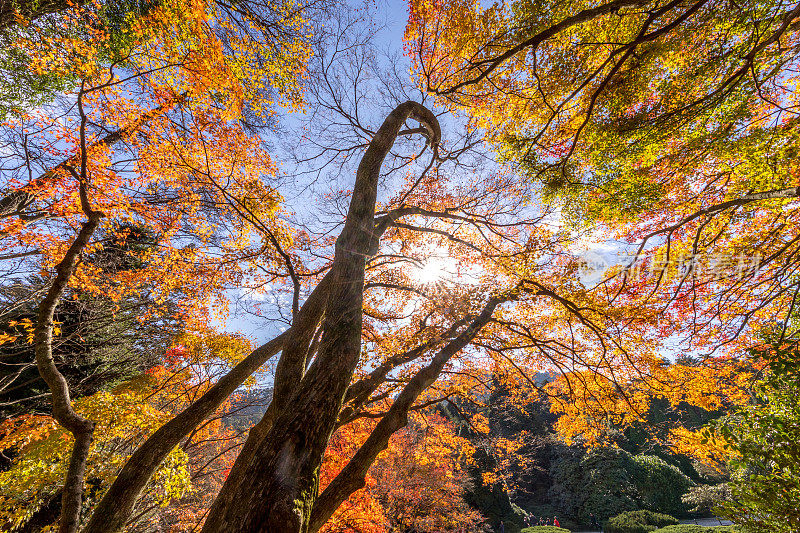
[439,389,529,533]
[446,376,724,530]
[548,447,692,524]
[0,224,179,420]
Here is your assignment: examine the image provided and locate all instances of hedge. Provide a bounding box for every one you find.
[521,527,571,533]
[547,447,694,526]
[631,455,693,516]
[604,510,679,533]
[652,526,739,533]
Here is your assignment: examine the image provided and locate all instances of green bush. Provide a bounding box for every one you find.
[604,510,679,533]
[547,447,695,526]
[631,456,693,516]
[521,527,571,533]
[548,447,642,524]
[652,526,739,533]
[681,484,731,516]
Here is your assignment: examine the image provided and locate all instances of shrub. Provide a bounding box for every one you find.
[632,456,693,516]
[652,526,739,533]
[604,510,679,533]
[521,527,571,533]
[548,447,641,525]
[548,447,696,526]
[681,484,731,516]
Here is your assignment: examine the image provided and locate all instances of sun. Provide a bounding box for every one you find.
[414,256,451,284]
[410,245,459,285]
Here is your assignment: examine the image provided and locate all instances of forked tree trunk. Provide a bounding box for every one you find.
[188,274,332,529]
[200,101,440,533]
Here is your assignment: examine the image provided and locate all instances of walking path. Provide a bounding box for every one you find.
[572,517,733,533]
[679,518,734,526]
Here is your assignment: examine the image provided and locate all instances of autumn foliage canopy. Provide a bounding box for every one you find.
[1,0,799,531]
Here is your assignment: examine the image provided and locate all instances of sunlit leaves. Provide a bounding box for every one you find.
[404,0,800,452]
[320,413,484,533]
[0,328,252,531]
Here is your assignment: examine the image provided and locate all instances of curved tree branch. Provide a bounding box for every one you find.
[308,291,514,532]
[200,101,440,533]
[34,180,103,533]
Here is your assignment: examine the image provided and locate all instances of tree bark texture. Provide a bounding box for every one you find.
[200,101,440,533]
[308,294,509,532]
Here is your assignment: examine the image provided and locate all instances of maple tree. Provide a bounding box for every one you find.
[664,334,800,532]
[0,329,257,532]
[319,413,484,533]
[3,0,800,531]
[190,53,623,530]
[81,20,626,531]
[0,228,182,420]
[406,0,800,448]
[0,0,312,529]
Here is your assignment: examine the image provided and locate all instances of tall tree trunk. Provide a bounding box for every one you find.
[82,187,407,533]
[181,274,332,531]
[34,182,103,533]
[200,101,440,533]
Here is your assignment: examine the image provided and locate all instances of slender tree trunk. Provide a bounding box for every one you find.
[200,101,440,533]
[34,183,103,533]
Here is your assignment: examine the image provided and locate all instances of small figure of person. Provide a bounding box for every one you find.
[554,517,561,528]
[499,520,504,533]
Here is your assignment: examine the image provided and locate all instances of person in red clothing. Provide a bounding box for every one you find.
[554,517,561,528]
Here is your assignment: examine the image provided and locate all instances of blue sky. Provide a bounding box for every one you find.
[217,0,414,344]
